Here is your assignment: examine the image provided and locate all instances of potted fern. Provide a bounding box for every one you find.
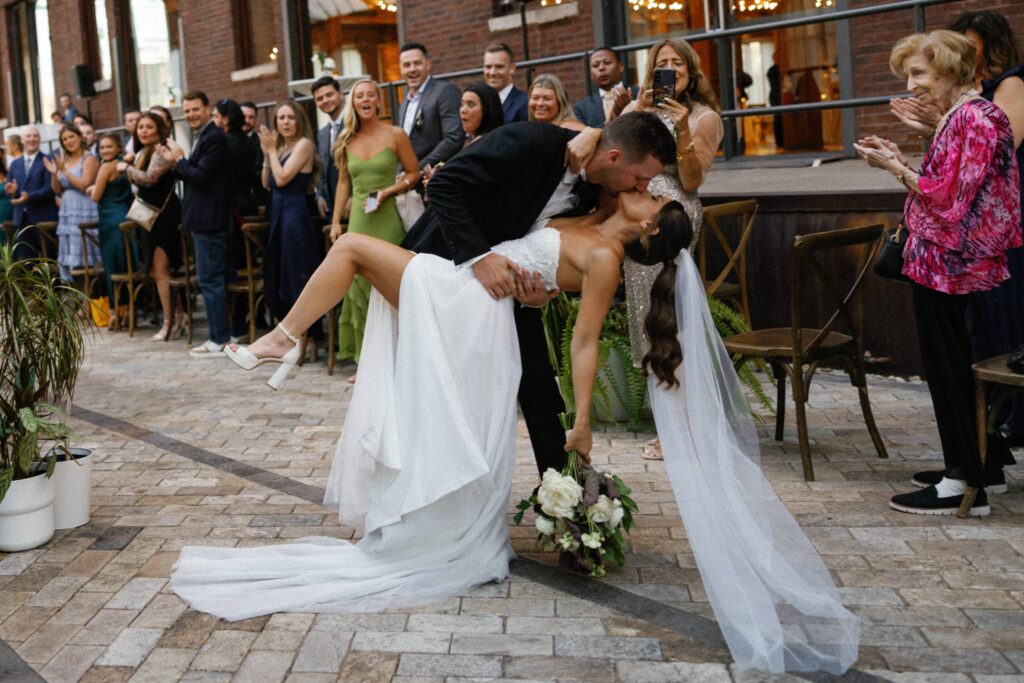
[0,236,86,551]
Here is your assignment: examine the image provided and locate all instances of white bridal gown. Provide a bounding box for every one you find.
[171,227,858,675]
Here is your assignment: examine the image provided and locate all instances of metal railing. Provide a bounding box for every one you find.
[98,0,961,158]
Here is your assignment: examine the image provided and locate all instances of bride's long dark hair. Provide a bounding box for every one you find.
[624,201,692,388]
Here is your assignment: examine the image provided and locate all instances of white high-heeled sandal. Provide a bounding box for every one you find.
[224,324,301,391]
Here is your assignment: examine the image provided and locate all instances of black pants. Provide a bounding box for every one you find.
[514,303,567,475]
[913,283,1007,487]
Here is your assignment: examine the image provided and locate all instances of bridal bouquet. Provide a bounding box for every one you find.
[513,416,637,576]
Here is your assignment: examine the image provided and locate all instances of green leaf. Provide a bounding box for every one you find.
[512,511,524,525]
[18,407,40,433]
[15,432,36,475]
[515,500,531,511]
[0,466,11,502]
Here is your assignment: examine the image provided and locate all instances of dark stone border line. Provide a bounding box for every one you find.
[0,640,45,682]
[71,404,879,682]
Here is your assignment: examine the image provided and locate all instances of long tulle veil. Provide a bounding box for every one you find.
[647,251,860,674]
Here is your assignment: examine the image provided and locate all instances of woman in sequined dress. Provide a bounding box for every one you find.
[576,37,723,459]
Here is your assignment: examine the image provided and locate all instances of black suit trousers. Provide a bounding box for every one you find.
[513,303,567,475]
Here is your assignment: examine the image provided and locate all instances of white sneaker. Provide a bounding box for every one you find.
[189,340,226,358]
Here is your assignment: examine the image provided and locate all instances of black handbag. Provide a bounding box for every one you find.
[873,222,911,282]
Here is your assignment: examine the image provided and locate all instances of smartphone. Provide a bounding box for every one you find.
[653,68,676,106]
[365,191,379,214]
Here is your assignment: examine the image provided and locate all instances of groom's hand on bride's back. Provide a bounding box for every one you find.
[473,253,518,300]
[514,269,558,308]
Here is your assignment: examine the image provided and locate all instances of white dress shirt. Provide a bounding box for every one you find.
[403,75,432,135]
[497,83,514,104]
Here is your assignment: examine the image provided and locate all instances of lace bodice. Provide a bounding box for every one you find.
[492,227,561,291]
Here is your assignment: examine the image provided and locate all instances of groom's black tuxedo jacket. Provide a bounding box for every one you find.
[402,122,595,263]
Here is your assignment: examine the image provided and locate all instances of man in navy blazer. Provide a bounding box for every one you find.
[311,76,345,219]
[3,125,58,259]
[573,47,637,128]
[483,43,528,124]
[162,91,231,356]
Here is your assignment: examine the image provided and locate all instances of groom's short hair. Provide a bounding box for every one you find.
[600,112,676,166]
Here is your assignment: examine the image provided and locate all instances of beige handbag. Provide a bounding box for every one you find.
[126,191,171,232]
[395,190,426,233]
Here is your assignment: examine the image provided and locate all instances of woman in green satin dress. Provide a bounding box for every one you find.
[329,79,420,382]
[90,134,137,318]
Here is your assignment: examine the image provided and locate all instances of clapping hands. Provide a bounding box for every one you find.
[890,96,941,137]
[157,138,185,163]
[257,125,275,154]
[853,135,906,173]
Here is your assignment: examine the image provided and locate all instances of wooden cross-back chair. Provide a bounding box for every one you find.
[699,199,757,325]
[227,221,268,344]
[69,222,104,304]
[33,221,59,260]
[723,223,889,481]
[169,227,198,345]
[110,221,152,336]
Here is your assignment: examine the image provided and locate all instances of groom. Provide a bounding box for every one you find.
[403,112,675,475]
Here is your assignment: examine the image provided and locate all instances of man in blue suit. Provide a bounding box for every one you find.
[483,43,527,124]
[573,47,636,128]
[3,126,58,259]
[161,91,230,357]
[311,76,345,220]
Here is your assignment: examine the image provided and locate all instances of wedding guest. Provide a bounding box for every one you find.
[0,157,12,231]
[241,102,258,135]
[892,10,1024,489]
[3,126,57,259]
[239,101,266,210]
[4,134,22,166]
[213,98,259,341]
[46,124,99,282]
[329,80,419,382]
[149,105,173,129]
[161,91,231,356]
[59,93,80,124]
[312,76,345,219]
[460,82,504,144]
[50,112,62,125]
[483,42,528,123]
[575,37,724,460]
[123,108,142,156]
[260,99,325,356]
[855,30,1021,516]
[80,121,99,156]
[90,133,136,314]
[573,47,636,128]
[528,74,587,131]
[398,42,464,169]
[119,112,184,341]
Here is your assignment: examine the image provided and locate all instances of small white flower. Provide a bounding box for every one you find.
[587,495,615,523]
[557,532,579,551]
[609,500,624,528]
[537,469,583,520]
[581,532,603,549]
[534,515,556,536]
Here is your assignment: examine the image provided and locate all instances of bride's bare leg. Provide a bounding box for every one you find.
[241,233,414,358]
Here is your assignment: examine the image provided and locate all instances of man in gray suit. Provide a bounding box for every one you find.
[312,76,345,218]
[398,42,463,171]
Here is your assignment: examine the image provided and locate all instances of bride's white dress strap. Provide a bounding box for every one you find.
[648,251,860,675]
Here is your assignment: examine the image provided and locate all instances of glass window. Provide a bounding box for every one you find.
[130,0,183,108]
[94,0,113,81]
[626,0,718,41]
[34,1,56,120]
[236,0,277,68]
[5,1,55,124]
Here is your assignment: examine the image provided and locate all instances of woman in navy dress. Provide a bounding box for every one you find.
[259,99,324,350]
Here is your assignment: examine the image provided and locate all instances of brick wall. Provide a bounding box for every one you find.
[401,0,596,101]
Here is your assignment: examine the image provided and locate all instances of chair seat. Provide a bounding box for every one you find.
[227,280,263,294]
[70,266,104,276]
[724,327,853,358]
[705,280,741,300]
[974,353,1024,387]
[169,274,197,287]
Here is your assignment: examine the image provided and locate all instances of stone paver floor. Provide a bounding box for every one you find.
[1,325,1023,683]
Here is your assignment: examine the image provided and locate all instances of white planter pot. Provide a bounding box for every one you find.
[53,448,93,529]
[0,472,56,552]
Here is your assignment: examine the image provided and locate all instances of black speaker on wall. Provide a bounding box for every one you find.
[72,65,96,98]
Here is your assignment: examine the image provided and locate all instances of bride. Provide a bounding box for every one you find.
[171,190,859,675]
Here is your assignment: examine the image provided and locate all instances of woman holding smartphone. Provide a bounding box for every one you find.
[572,37,724,459]
[329,79,418,383]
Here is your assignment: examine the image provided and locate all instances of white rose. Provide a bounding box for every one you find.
[587,495,615,523]
[534,515,556,536]
[537,469,582,519]
[581,532,603,549]
[609,500,625,528]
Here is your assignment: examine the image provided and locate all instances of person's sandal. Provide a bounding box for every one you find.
[642,439,664,460]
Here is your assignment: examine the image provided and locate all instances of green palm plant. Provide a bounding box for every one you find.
[0,235,87,504]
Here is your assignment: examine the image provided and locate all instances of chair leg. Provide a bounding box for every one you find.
[959,379,989,519]
[773,362,787,442]
[298,332,308,367]
[128,284,137,337]
[850,357,888,459]
[112,283,121,332]
[790,368,815,481]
